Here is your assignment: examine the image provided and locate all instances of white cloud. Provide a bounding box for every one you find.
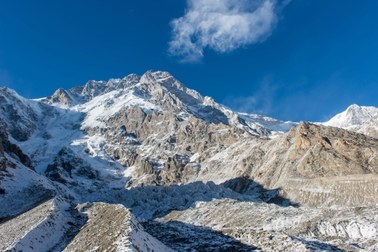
[169,0,280,62]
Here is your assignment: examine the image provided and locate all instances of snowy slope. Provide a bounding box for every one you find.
[0,150,80,252]
[0,156,55,220]
[0,198,74,252]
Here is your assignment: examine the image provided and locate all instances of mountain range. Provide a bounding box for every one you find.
[0,71,377,251]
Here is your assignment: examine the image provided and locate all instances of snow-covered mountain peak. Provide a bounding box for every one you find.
[139,71,198,98]
[49,88,73,106]
[324,104,378,138]
[347,103,361,111]
[40,70,295,136]
[45,70,208,111]
[325,104,378,127]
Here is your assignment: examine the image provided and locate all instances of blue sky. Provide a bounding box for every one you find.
[0,0,377,121]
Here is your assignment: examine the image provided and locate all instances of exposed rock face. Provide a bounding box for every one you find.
[48,88,73,106]
[261,122,378,207]
[45,148,98,184]
[101,105,251,186]
[196,122,378,207]
[0,88,38,141]
[261,122,378,182]
[0,121,33,171]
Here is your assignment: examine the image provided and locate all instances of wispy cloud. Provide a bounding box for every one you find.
[223,77,278,116]
[169,0,283,62]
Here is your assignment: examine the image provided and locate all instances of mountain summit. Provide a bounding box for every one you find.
[324,104,378,138]
[44,70,295,136]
